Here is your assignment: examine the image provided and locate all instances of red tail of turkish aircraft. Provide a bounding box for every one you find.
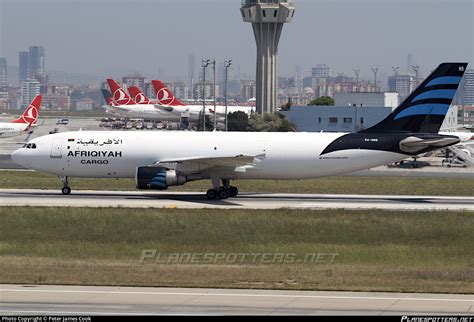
[151,80,186,106]
[128,86,152,105]
[11,95,42,126]
[106,79,136,105]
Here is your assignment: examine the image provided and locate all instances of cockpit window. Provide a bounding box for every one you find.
[23,143,37,149]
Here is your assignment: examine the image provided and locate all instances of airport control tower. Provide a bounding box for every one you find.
[241,0,295,114]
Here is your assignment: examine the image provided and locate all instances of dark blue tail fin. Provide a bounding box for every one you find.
[101,89,115,106]
[361,63,467,134]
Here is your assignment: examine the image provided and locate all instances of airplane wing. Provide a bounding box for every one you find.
[156,154,266,174]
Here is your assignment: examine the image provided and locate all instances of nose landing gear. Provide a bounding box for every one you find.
[60,176,71,195]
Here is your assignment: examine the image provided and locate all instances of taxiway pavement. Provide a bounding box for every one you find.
[1,284,473,315]
[0,189,473,211]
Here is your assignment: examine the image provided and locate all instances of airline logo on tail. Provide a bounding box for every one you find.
[128,86,151,105]
[11,95,42,125]
[152,80,185,106]
[107,79,135,106]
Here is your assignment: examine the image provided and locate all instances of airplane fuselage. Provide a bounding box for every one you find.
[13,130,413,179]
[103,104,197,122]
[0,123,29,138]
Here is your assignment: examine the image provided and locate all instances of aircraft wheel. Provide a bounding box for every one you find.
[228,186,239,197]
[206,189,218,200]
[218,189,229,200]
[62,186,71,195]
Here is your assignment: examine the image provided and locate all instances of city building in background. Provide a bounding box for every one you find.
[19,51,29,83]
[460,106,474,129]
[282,104,458,133]
[122,74,146,92]
[334,92,399,109]
[387,74,416,100]
[28,46,45,79]
[312,64,330,78]
[193,81,218,101]
[166,81,189,101]
[20,79,40,109]
[282,105,392,132]
[241,0,295,114]
[18,46,47,88]
[0,58,7,85]
[43,85,71,110]
[463,69,474,106]
[240,80,256,101]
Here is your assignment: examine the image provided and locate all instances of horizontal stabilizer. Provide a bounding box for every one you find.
[399,136,459,153]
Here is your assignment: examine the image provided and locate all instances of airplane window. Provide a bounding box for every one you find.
[32,144,37,149]
[23,144,27,148]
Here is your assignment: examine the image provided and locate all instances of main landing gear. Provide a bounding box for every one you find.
[60,176,71,195]
[206,179,239,200]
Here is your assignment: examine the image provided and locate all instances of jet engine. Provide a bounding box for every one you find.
[136,166,186,190]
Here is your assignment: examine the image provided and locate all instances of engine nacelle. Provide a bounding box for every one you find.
[136,166,186,190]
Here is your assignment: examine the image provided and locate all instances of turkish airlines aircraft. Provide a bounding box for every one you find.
[152,80,254,116]
[126,85,220,124]
[103,79,190,122]
[128,86,152,105]
[0,95,42,138]
[12,63,467,199]
[128,84,206,120]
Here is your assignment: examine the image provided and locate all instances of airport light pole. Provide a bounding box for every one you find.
[224,60,232,132]
[353,69,360,91]
[392,66,400,77]
[201,59,212,131]
[210,59,217,130]
[411,65,420,87]
[371,67,379,92]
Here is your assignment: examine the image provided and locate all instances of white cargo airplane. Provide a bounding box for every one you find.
[0,96,42,138]
[12,63,467,199]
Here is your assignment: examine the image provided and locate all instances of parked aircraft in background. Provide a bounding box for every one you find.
[0,95,42,138]
[152,80,254,116]
[102,79,188,122]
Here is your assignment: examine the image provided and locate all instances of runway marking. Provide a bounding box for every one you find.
[2,288,473,303]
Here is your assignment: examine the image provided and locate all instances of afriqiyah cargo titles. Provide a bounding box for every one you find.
[0,96,42,138]
[12,63,467,199]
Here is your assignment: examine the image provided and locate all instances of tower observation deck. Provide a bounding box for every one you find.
[241,0,295,114]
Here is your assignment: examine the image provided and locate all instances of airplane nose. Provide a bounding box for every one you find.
[11,148,29,168]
